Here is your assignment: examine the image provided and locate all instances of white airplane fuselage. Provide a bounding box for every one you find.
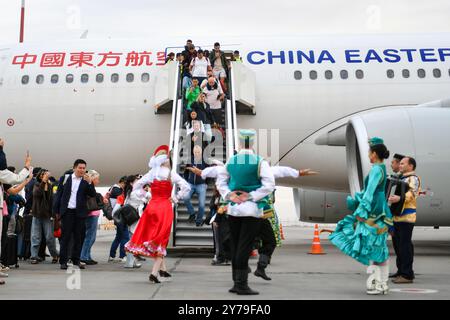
[1,34,449,210]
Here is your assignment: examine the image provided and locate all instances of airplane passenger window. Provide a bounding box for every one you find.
[309,70,318,80]
[126,73,134,83]
[355,70,364,79]
[66,74,74,83]
[96,74,104,83]
[325,70,333,80]
[340,70,348,79]
[402,69,410,78]
[81,74,89,83]
[293,71,302,80]
[433,68,441,78]
[21,75,29,85]
[51,74,59,84]
[111,73,119,83]
[387,69,395,79]
[417,69,426,78]
[141,73,150,82]
[36,75,44,84]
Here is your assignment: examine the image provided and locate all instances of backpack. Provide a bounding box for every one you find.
[102,200,113,221]
[115,204,140,226]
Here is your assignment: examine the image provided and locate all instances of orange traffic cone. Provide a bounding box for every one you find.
[308,224,326,255]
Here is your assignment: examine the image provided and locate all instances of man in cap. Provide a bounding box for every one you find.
[216,129,275,295]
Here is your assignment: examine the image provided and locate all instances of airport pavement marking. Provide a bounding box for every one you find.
[390,288,439,294]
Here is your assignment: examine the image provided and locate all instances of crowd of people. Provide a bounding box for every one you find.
[0,133,422,296]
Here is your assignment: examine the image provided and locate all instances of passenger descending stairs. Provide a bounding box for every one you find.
[154,57,256,247]
[174,107,227,246]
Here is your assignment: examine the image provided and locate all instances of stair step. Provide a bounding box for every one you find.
[177,198,213,205]
[175,230,213,238]
[177,211,211,218]
[176,222,213,230]
[174,238,214,247]
[177,210,211,216]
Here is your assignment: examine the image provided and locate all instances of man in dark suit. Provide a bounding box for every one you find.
[53,159,96,270]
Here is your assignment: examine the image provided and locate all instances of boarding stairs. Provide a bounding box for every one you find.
[153,56,256,247]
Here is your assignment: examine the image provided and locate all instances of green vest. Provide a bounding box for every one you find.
[225,152,275,216]
[226,153,262,193]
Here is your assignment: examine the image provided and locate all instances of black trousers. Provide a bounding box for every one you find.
[257,219,277,258]
[217,215,231,261]
[38,237,47,259]
[228,216,261,270]
[211,109,223,127]
[392,222,415,279]
[59,211,85,265]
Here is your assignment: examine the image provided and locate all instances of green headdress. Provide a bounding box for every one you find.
[239,129,256,143]
[368,137,384,147]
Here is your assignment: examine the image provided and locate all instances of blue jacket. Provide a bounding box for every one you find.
[184,160,209,185]
[53,174,97,218]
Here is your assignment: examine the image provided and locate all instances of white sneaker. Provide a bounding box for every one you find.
[367,282,389,295]
[120,257,127,263]
[0,264,9,272]
[124,263,142,269]
[0,272,8,278]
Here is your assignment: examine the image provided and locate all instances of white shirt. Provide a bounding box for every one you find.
[190,57,210,78]
[201,166,226,180]
[271,166,300,179]
[124,189,151,234]
[68,173,82,209]
[203,84,224,109]
[213,54,224,71]
[0,167,30,208]
[204,165,299,180]
[216,149,275,218]
[201,78,223,91]
[133,167,190,204]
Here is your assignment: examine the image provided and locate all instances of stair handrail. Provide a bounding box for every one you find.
[229,62,238,154]
[169,62,181,150]
[169,62,182,246]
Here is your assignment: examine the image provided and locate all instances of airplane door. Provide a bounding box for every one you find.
[0,49,9,87]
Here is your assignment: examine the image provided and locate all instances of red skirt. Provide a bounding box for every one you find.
[125,196,174,258]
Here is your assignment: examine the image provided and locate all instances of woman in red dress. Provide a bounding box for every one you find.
[125,145,190,283]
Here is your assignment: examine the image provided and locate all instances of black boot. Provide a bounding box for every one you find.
[254,254,271,281]
[235,269,259,295]
[229,268,237,293]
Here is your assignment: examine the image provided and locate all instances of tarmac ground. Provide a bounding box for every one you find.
[1,225,449,300]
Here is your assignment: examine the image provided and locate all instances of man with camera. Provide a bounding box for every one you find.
[53,159,97,270]
[388,156,421,284]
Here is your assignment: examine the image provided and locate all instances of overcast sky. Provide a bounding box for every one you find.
[1,0,450,45]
